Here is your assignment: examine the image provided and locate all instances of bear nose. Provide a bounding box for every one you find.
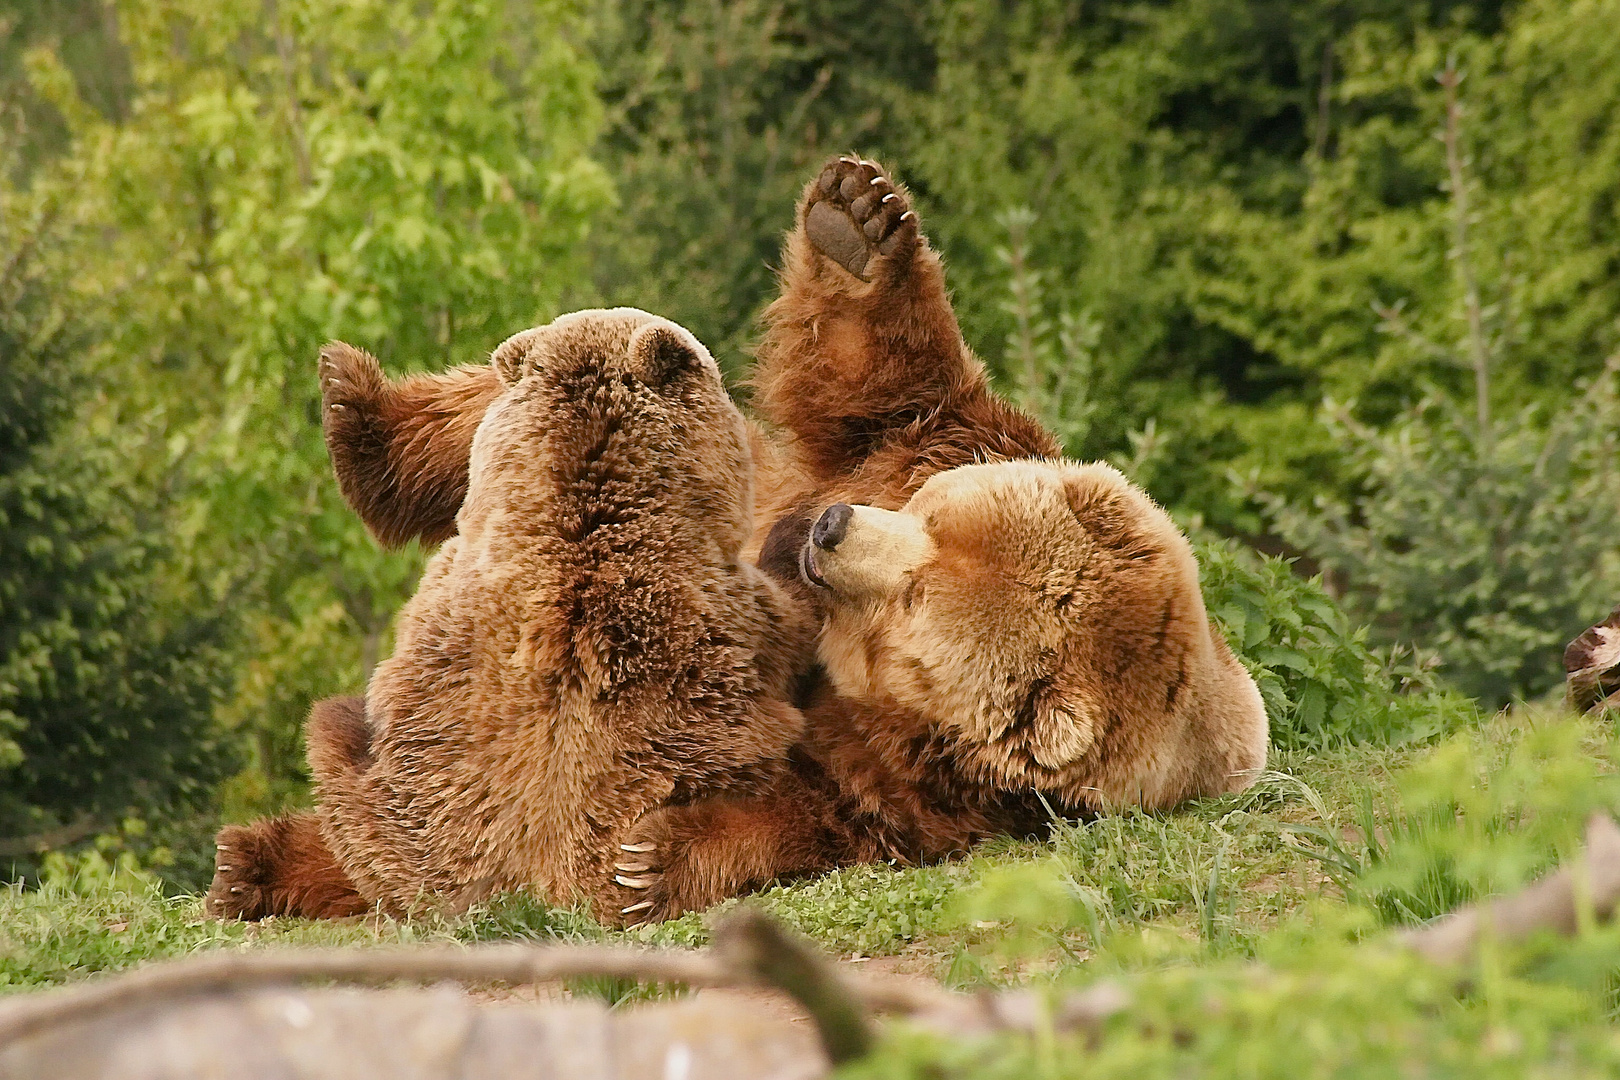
[812,503,853,551]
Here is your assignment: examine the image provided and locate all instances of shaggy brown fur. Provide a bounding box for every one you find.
[596,160,1261,922]
[318,350,502,548]
[207,310,814,919]
[613,463,1266,921]
[207,156,1266,924]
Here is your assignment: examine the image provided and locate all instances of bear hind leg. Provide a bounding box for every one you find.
[206,811,369,921]
[305,694,373,779]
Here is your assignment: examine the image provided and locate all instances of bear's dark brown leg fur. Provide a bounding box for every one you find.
[754,156,1056,496]
[206,696,373,921]
[205,811,369,921]
[304,694,374,778]
[603,769,850,925]
[319,342,502,548]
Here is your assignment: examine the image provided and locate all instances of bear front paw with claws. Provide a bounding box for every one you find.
[803,156,920,280]
[601,805,739,927]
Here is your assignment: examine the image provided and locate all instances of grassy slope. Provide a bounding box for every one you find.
[9,707,1620,1077]
[0,740,1419,987]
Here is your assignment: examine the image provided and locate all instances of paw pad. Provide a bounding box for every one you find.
[804,156,919,279]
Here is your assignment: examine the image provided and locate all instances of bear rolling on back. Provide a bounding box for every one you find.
[207,311,812,919]
[207,155,1266,925]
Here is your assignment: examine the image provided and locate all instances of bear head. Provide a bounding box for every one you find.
[798,459,1268,806]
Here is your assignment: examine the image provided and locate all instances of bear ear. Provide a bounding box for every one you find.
[626,321,709,386]
[1062,469,1160,565]
[490,327,546,385]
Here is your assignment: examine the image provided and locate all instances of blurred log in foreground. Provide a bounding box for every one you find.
[2,986,823,1080]
[1402,814,1620,966]
[0,907,1127,1080]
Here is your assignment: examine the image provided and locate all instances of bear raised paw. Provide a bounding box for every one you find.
[802,156,920,280]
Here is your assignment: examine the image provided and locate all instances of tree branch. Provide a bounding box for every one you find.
[1401,813,1620,966]
[0,816,102,858]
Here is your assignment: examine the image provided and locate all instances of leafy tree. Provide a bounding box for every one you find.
[584,0,933,370]
[24,0,610,812]
[1263,57,1620,707]
[880,0,1620,539]
[0,125,233,867]
[0,0,132,172]
[1265,377,1620,708]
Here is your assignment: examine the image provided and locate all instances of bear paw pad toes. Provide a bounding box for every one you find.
[805,156,918,280]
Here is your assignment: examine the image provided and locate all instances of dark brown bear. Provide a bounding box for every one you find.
[207,157,1266,924]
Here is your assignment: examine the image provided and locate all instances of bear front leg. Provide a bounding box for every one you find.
[319,343,502,548]
[206,811,370,921]
[603,774,849,925]
[755,156,1057,489]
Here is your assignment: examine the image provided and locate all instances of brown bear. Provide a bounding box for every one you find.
[207,156,1267,924]
[206,310,814,919]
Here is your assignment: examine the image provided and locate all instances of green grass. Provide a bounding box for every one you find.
[0,740,1422,987]
[8,708,1620,1077]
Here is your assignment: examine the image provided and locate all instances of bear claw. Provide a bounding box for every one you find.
[803,155,920,280]
[622,900,653,916]
[206,825,275,921]
[615,874,655,889]
[620,842,657,853]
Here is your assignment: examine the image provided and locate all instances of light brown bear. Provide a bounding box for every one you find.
[207,156,1267,924]
[207,311,814,918]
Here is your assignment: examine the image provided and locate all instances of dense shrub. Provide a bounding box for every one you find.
[0,166,235,874]
[1197,537,1474,749]
[1265,381,1620,709]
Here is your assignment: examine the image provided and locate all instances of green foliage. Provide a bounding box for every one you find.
[994,206,1100,455]
[0,138,234,867]
[1290,719,1620,927]
[1196,536,1474,748]
[0,0,132,171]
[884,0,1617,534]
[1268,380,1620,708]
[583,0,933,369]
[19,0,610,814]
[1259,46,1620,708]
[851,716,1620,1079]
